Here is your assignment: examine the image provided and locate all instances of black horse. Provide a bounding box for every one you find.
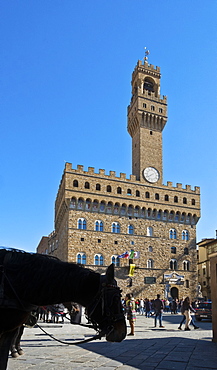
[0,249,126,370]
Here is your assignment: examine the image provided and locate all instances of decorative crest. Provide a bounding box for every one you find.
[144,47,150,61]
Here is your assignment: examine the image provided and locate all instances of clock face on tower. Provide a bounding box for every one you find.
[143,167,160,183]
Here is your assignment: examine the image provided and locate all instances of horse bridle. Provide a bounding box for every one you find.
[85,277,124,338]
[36,278,124,345]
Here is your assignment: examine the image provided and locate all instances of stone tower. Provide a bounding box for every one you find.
[37,57,200,301]
[127,60,167,183]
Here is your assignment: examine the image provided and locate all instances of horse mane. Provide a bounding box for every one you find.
[0,249,100,307]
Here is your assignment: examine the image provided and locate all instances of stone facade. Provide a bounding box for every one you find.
[37,58,200,301]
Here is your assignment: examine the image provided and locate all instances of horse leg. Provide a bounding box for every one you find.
[10,327,20,358]
[0,329,18,370]
[15,325,24,355]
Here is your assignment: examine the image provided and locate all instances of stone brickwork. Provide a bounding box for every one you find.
[37,58,200,301]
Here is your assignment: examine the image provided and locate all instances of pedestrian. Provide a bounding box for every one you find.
[70,302,82,324]
[165,299,170,313]
[178,297,199,330]
[139,298,145,315]
[170,299,178,314]
[153,294,164,328]
[125,293,136,336]
[145,298,151,318]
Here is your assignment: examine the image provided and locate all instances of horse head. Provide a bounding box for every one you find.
[85,264,126,342]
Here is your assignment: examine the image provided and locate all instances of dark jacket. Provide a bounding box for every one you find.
[153,298,164,313]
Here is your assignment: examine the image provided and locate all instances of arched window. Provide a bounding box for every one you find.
[147,259,153,268]
[163,210,168,220]
[77,253,86,265]
[169,211,174,221]
[78,218,87,230]
[182,230,189,241]
[169,229,177,239]
[171,247,176,254]
[114,203,120,215]
[147,208,152,218]
[120,204,126,215]
[136,190,140,197]
[148,246,153,252]
[107,185,111,192]
[85,199,91,211]
[77,198,84,210]
[170,259,177,270]
[147,226,153,236]
[134,206,140,217]
[99,201,106,212]
[112,222,120,233]
[127,205,133,216]
[111,255,120,267]
[94,254,104,266]
[73,180,78,187]
[155,193,159,200]
[174,196,178,203]
[183,261,190,271]
[106,202,113,214]
[127,189,132,195]
[96,183,101,191]
[145,192,150,199]
[175,212,180,222]
[95,220,104,231]
[128,224,134,235]
[70,197,76,209]
[85,182,90,189]
[183,197,187,204]
[184,247,189,255]
[143,78,154,92]
[192,199,195,206]
[117,187,122,194]
[165,195,169,201]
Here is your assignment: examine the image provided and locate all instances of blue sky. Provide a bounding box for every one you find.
[1,1,217,252]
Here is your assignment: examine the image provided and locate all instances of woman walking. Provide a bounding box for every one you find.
[181,296,193,331]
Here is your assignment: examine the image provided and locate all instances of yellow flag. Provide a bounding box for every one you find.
[129,264,136,277]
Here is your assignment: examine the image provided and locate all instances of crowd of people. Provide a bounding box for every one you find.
[123,294,200,335]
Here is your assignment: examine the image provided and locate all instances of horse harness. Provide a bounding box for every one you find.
[37,279,124,345]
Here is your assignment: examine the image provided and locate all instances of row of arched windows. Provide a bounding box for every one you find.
[169,229,189,240]
[76,253,120,266]
[70,197,198,225]
[77,218,190,241]
[147,258,190,271]
[76,253,190,271]
[72,181,196,206]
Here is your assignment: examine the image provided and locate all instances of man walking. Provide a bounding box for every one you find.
[153,294,164,328]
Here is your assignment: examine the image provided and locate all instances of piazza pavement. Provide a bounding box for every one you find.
[7,312,217,370]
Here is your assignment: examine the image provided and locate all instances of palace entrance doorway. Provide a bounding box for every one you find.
[170,287,179,300]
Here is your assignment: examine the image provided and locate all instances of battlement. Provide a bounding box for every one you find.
[137,59,160,72]
[64,162,200,194]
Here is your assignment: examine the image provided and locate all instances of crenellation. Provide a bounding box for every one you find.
[109,170,116,177]
[77,165,84,171]
[194,186,200,193]
[88,167,95,173]
[65,163,199,193]
[130,174,137,181]
[120,173,126,179]
[65,162,72,171]
[167,181,173,187]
